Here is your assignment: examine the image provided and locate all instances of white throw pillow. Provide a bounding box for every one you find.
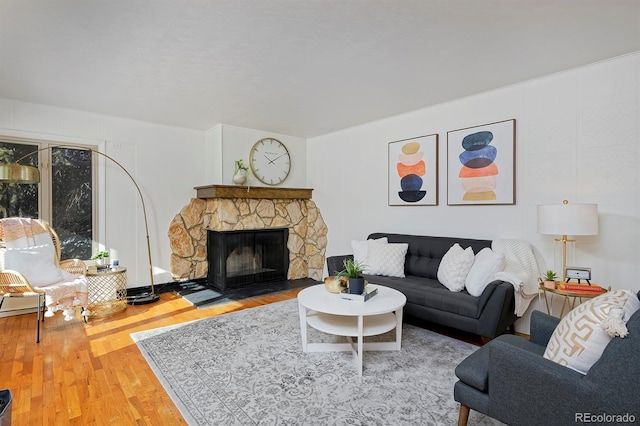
[437,243,475,292]
[365,242,408,277]
[544,289,640,374]
[465,248,505,297]
[351,237,387,268]
[1,244,64,287]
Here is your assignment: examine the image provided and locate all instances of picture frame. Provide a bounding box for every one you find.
[447,119,516,206]
[388,134,438,206]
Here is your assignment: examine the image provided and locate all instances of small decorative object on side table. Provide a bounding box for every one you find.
[87,266,127,317]
[538,281,610,318]
[542,270,558,289]
[90,250,110,268]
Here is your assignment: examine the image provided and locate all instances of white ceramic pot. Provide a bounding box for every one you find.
[233,171,247,185]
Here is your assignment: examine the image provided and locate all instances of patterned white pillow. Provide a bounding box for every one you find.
[544,289,640,374]
[351,237,388,266]
[365,242,408,277]
[465,248,505,297]
[437,243,475,292]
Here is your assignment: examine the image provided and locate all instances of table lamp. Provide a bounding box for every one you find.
[537,200,598,281]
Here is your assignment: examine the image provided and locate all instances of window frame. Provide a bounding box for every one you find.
[0,136,100,258]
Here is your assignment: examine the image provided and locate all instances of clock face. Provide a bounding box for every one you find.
[249,138,291,186]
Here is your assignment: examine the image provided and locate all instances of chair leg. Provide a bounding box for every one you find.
[82,307,88,324]
[36,293,43,343]
[458,404,470,426]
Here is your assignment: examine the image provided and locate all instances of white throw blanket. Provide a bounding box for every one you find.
[492,239,540,316]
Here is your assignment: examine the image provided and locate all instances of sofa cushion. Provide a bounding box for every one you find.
[465,248,505,297]
[351,237,387,269]
[437,243,474,292]
[366,242,408,277]
[1,244,64,287]
[364,274,487,318]
[544,289,640,374]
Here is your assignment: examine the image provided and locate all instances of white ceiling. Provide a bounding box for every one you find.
[1,1,639,138]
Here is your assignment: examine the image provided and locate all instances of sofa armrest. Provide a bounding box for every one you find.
[476,280,517,338]
[488,339,599,426]
[529,310,560,346]
[326,255,353,276]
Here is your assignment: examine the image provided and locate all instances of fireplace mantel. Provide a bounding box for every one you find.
[194,184,313,200]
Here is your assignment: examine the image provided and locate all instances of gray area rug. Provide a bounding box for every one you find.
[132,299,503,425]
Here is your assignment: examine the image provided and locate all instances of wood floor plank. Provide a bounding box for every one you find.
[1,288,303,424]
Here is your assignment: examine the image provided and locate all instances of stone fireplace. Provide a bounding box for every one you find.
[168,185,327,283]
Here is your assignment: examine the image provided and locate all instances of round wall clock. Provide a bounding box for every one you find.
[249,138,291,186]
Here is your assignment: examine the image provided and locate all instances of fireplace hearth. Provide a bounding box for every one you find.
[207,228,289,291]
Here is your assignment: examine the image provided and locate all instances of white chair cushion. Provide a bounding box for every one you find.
[544,289,640,374]
[437,243,475,292]
[365,241,408,277]
[465,247,505,297]
[1,244,63,287]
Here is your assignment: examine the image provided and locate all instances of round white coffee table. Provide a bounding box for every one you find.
[297,284,406,377]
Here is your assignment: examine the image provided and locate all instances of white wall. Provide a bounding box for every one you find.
[0,98,205,287]
[202,124,307,188]
[307,52,640,332]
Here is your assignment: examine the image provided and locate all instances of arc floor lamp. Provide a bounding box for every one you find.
[0,144,159,304]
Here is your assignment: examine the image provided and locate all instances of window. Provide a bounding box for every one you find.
[0,140,96,260]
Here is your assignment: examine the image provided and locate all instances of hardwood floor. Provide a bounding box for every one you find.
[0,289,301,425]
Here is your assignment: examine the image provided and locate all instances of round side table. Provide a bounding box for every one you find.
[537,283,609,318]
[87,266,127,317]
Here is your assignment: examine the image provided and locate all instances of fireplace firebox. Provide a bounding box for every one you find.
[207,228,289,291]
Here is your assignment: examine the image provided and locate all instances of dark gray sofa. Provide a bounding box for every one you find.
[326,233,518,340]
[454,303,640,425]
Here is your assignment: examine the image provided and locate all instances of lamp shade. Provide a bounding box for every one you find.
[0,164,40,184]
[537,202,598,236]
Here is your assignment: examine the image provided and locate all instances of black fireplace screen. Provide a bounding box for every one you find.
[207,228,289,291]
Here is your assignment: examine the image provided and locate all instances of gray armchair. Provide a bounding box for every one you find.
[454,299,640,426]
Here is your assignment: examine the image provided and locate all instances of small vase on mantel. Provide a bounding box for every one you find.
[233,159,248,185]
[233,170,247,185]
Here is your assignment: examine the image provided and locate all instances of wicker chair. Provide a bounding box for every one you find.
[0,218,89,327]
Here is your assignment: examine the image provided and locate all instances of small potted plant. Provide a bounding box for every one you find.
[91,250,110,267]
[233,159,248,185]
[543,270,558,289]
[336,258,367,294]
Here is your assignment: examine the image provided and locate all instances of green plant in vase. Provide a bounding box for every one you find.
[337,258,367,294]
[543,270,558,289]
[233,159,248,185]
[91,250,110,267]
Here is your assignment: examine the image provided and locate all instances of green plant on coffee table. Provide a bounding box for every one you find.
[544,270,558,281]
[91,250,110,260]
[336,258,366,279]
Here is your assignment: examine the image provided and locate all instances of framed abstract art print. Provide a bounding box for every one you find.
[447,119,516,206]
[388,134,438,206]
